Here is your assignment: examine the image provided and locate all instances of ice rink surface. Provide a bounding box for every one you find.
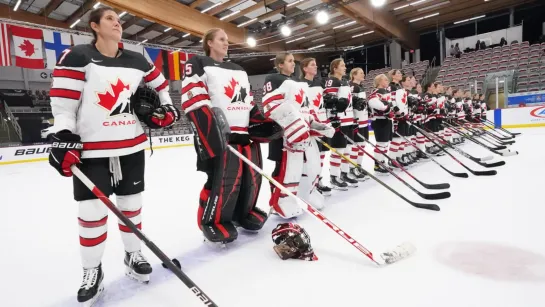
[2,128,545,307]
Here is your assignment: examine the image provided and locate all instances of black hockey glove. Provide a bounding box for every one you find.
[323,94,338,109]
[329,117,341,130]
[407,96,418,108]
[49,131,83,177]
[352,97,364,111]
[336,98,349,113]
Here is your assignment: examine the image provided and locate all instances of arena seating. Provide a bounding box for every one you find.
[436,42,545,93]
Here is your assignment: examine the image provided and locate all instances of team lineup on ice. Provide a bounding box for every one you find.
[2,7,545,307]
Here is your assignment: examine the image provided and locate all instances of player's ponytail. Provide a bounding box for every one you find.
[88,6,114,45]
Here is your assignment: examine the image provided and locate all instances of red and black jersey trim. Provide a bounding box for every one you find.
[53,68,85,80]
[50,88,82,100]
[83,133,147,151]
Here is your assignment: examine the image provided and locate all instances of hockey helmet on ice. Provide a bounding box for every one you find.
[272,223,317,261]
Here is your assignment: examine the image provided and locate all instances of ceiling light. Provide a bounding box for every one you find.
[93,2,101,9]
[454,15,485,24]
[119,11,127,17]
[182,33,190,38]
[352,34,363,38]
[308,44,325,50]
[370,0,386,7]
[287,0,303,7]
[280,25,291,36]
[70,19,81,28]
[333,20,357,29]
[270,58,275,61]
[453,19,469,24]
[316,11,329,25]
[470,15,486,20]
[417,1,450,11]
[247,37,257,47]
[13,0,21,11]
[138,39,148,45]
[410,0,428,6]
[220,10,241,21]
[201,2,222,13]
[164,27,172,32]
[364,30,374,35]
[409,12,439,22]
[199,39,203,42]
[394,4,409,10]
[237,18,257,27]
[286,36,306,43]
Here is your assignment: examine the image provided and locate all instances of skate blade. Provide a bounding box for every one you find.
[379,242,417,265]
[331,185,349,191]
[125,267,150,284]
[81,283,104,307]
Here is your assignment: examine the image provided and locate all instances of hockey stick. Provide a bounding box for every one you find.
[412,125,497,176]
[315,139,442,209]
[467,119,515,141]
[482,119,521,136]
[394,131,469,178]
[457,120,515,145]
[478,120,517,139]
[350,132,451,190]
[447,121,507,151]
[226,145,416,265]
[70,166,219,307]
[443,122,518,157]
[423,125,506,168]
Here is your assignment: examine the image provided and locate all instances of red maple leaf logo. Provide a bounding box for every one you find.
[224,78,238,99]
[312,93,322,107]
[97,79,130,111]
[295,89,304,104]
[19,40,36,57]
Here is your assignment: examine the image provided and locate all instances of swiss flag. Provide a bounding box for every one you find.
[10,25,44,69]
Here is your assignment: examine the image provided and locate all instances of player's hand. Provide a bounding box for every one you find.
[49,131,83,177]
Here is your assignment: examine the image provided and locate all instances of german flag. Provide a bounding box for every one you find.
[162,50,181,80]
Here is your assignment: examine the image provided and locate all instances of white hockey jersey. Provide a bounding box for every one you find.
[303,78,328,124]
[350,81,369,128]
[50,44,172,158]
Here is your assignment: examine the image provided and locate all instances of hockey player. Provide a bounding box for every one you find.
[453,89,466,145]
[368,74,393,174]
[348,67,369,181]
[181,28,271,244]
[401,76,418,162]
[263,53,313,218]
[300,57,335,196]
[422,83,441,155]
[480,94,488,121]
[387,70,410,166]
[412,82,428,157]
[47,7,180,305]
[323,58,358,188]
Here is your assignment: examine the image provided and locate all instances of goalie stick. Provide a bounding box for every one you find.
[412,125,497,176]
[349,132,450,190]
[226,145,416,265]
[443,121,518,157]
[315,139,442,209]
[70,166,218,307]
[394,131,469,178]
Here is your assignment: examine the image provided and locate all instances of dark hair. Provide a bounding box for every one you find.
[88,6,116,45]
[424,82,434,91]
[203,28,223,56]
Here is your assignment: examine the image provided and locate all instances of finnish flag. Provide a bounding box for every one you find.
[42,30,71,69]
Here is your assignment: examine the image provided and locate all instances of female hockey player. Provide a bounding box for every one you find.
[298,58,335,207]
[387,69,410,166]
[300,57,335,196]
[181,28,271,244]
[368,74,393,174]
[422,82,440,155]
[348,67,368,181]
[323,58,357,188]
[263,53,316,218]
[400,76,418,162]
[47,7,180,305]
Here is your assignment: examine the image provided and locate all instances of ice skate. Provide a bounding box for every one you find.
[77,264,104,307]
[124,251,152,284]
[330,175,349,191]
[349,167,369,182]
[316,179,332,196]
[341,172,359,187]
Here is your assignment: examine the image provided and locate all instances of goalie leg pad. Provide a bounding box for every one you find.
[234,142,268,231]
[187,106,226,161]
[299,140,324,209]
[270,150,304,219]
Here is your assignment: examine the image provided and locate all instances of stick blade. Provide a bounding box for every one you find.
[420,191,451,200]
[473,170,497,176]
[380,242,417,265]
[501,151,519,157]
[422,182,450,190]
[451,171,469,178]
[481,161,506,168]
[410,202,441,211]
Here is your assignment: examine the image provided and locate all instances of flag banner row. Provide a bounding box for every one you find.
[0,22,194,80]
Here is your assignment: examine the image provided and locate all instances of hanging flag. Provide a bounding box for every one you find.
[144,47,164,72]
[72,34,93,46]
[0,23,11,66]
[163,50,180,81]
[43,30,71,69]
[10,25,45,69]
[118,42,143,55]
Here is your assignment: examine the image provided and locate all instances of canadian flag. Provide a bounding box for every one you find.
[10,25,45,69]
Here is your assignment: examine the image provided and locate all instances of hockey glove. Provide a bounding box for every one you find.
[329,117,341,130]
[352,97,365,111]
[147,104,180,129]
[49,131,83,177]
[336,98,349,113]
[323,94,338,109]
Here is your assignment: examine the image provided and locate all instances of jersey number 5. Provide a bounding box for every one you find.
[263,81,272,93]
[184,64,193,78]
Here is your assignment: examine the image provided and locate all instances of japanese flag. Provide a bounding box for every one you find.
[10,25,45,69]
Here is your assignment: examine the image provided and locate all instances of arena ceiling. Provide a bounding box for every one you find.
[0,0,539,65]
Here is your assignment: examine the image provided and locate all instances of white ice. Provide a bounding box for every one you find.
[2,128,545,307]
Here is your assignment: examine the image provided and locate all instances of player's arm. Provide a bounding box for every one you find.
[181,57,226,159]
[141,62,180,128]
